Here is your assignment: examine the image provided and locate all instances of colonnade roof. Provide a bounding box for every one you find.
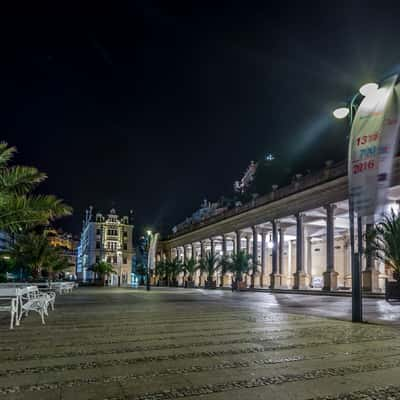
[160,158,400,250]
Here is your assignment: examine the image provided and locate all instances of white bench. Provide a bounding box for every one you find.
[17,286,50,325]
[0,288,19,329]
[50,282,74,294]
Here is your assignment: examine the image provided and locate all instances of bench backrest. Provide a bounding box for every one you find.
[0,288,18,297]
[17,286,40,300]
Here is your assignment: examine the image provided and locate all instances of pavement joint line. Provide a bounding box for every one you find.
[1,329,397,362]
[0,321,365,352]
[307,384,400,399]
[2,346,400,396]
[116,358,400,400]
[1,335,399,377]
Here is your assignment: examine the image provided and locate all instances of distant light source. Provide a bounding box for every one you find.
[359,82,379,97]
[333,107,350,119]
[265,153,275,161]
[146,230,152,236]
[267,241,274,249]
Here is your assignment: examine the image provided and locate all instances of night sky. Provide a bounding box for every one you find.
[2,1,400,237]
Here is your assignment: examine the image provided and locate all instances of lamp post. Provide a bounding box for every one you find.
[146,230,152,291]
[333,82,379,322]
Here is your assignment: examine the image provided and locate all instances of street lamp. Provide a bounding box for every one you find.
[332,107,349,119]
[333,81,378,323]
[359,82,379,97]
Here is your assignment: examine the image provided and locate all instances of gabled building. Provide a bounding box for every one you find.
[77,207,134,285]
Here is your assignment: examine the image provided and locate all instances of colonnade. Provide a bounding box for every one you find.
[160,199,391,293]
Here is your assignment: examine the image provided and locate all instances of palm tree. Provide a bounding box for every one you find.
[89,261,116,285]
[365,210,400,280]
[155,260,168,285]
[0,142,72,233]
[165,257,183,286]
[198,253,218,288]
[8,232,70,279]
[226,250,251,290]
[182,257,197,287]
[217,254,231,287]
[43,247,71,280]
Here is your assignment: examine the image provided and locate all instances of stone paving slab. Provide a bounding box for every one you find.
[1,287,400,399]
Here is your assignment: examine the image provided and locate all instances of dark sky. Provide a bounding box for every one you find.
[2,1,400,237]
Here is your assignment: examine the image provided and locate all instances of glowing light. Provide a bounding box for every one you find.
[267,241,274,249]
[333,107,349,119]
[265,153,275,161]
[146,230,152,236]
[359,82,379,97]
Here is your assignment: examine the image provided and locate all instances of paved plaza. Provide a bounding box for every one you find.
[1,288,400,399]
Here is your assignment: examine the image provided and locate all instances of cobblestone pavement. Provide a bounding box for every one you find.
[1,288,400,400]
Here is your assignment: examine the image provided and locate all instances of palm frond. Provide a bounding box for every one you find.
[0,194,72,233]
[0,142,16,167]
[0,166,47,195]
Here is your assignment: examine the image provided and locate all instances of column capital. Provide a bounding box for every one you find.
[324,204,337,213]
[261,230,267,237]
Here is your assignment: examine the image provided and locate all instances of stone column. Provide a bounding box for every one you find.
[210,238,215,258]
[235,230,242,254]
[287,240,292,286]
[191,243,196,261]
[270,220,280,288]
[251,226,258,288]
[362,223,379,292]
[278,226,285,287]
[293,213,307,289]
[260,231,267,287]
[222,235,227,256]
[183,245,187,263]
[246,234,251,255]
[200,240,206,259]
[323,204,338,291]
[220,235,227,286]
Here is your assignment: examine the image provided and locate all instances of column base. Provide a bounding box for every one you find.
[293,272,308,289]
[344,274,352,289]
[323,271,339,291]
[269,273,282,289]
[279,275,290,289]
[362,269,380,292]
[259,274,269,288]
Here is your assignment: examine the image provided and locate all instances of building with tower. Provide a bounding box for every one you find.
[77,207,134,285]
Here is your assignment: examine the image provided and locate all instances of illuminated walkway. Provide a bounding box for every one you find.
[1,287,400,399]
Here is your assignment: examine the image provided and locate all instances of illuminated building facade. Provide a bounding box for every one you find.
[45,228,78,279]
[77,207,134,285]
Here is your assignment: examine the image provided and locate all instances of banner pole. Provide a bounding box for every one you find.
[348,95,363,323]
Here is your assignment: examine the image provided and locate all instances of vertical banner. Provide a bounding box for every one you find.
[147,233,159,273]
[348,74,400,219]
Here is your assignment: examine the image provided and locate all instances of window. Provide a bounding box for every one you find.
[96,241,101,249]
[123,243,127,250]
[106,256,111,263]
[96,229,101,235]
[113,256,118,264]
[123,231,127,237]
[95,256,100,263]
[123,257,127,264]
